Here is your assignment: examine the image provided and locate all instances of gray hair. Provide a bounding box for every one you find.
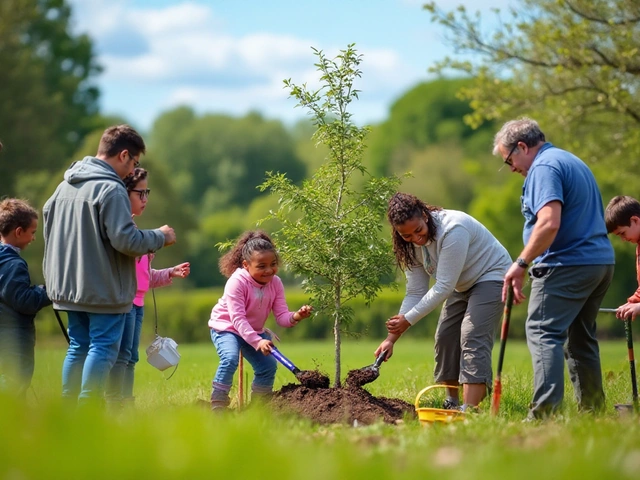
[492,117,546,156]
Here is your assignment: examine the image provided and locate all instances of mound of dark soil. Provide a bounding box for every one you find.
[271,382,416,425]
[295,370,330,389]
[344,368,378,388]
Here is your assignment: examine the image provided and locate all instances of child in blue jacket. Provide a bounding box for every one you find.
[0,198,52,398]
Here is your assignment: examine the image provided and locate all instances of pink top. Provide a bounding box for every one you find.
[208,268,296,349]
[134,254,173,307]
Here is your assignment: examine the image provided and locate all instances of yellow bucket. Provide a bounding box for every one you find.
[415,385,466,426]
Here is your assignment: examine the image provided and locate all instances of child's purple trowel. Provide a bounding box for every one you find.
[270,346,330,389]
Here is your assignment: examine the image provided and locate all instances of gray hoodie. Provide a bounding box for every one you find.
[43,156,166,314]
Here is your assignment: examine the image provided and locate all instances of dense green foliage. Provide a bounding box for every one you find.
[425,0,640,186]
[0,0,102,196]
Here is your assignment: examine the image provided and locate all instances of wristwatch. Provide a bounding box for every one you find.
[516,257,529,268]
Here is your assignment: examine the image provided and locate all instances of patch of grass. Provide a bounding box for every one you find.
[1,339,639,479]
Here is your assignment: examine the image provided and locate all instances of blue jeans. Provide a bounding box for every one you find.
[62,311,126,406]
[123,305,144,399]
[526,264,613,418]
[0,317,35,398]
[106,305,144,403]
[210,330,277,403]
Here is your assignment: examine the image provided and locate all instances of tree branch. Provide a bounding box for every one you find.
[565,1,640,26]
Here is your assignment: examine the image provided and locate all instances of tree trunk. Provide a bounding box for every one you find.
[333,313,341,388]
[333,284,342,388]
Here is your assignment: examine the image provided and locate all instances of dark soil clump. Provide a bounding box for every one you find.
[345,368,378,388]
[271,383,416,425]
[295,370,330,389]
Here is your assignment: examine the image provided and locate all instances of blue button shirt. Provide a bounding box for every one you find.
[521,143,614,266]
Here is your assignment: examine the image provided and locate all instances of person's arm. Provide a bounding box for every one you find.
[271,277,299,328]
[0,258,51,315]
[503,201,561,304]
[100,189,165,256]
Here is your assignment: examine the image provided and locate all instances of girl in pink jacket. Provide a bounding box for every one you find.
[106,168,190,405]
[209,230,312,410]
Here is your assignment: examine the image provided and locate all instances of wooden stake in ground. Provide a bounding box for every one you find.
[238,351,244,410]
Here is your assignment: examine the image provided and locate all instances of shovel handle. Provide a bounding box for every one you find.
[624,319,638,404]
[374,350,388,369]
[271,347,301,375]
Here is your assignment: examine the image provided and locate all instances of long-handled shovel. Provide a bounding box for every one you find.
[623,317,638,413]
[491,285,514,416]
[599,308,638,414]
[53,309,70,344]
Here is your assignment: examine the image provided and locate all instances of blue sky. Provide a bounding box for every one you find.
[69,0,513,131]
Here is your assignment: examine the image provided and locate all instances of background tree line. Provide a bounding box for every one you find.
[2,0,637,339]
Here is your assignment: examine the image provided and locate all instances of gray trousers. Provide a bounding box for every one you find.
[434,281,503,387]
[526,264,614,418]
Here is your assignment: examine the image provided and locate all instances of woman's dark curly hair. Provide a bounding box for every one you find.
[219,230,278,278]
[123,167,148,191]
[387,192,442,270]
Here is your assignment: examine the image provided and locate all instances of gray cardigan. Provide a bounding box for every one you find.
[400,209,511,325]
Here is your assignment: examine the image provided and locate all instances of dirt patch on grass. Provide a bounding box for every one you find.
[271,370,415,425]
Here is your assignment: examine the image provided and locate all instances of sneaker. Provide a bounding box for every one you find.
[442,398,460,410]
[459,404,478,413]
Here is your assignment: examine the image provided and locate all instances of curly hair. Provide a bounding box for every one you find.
[0,198,38,237]
[219,230,278,278]
[123,167,148,191]
[387,192,442,270]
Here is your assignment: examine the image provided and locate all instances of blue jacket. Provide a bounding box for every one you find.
[0,243,51,326]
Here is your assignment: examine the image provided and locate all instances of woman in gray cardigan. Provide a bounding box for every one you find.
[375,192,511,411]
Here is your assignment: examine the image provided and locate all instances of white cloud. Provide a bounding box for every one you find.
[67,0,425,127]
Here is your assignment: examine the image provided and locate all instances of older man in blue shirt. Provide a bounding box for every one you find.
[494,117,615,419]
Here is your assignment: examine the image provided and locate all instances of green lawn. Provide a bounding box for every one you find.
[1,339,639,479]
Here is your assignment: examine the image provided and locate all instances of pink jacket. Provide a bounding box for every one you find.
[208,268,296,349]
[134,254,173,307]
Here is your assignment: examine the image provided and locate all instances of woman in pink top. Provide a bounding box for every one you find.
[209,230,312,410]
[106,168,190,405]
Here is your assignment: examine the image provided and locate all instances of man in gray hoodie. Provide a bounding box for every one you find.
[43,125,176,406]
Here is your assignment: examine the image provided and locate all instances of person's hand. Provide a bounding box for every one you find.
[386,314,411,335]
[171,262,190,278]
[374,338,396,360]
[159,225,176,246]
[503,262,527,305]
[291,305,313,324]
[257,339,274,355]
[616,302,640,321]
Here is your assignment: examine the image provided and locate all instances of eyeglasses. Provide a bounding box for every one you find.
[130,188,150,200]
[503,143,519,167]
[128,152,140,168]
